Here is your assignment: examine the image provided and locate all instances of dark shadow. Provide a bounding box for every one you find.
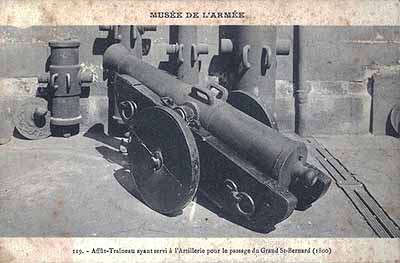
[113,168,144,204]
[293,25,301,134]
[36,86,49,98]
[92,37,114,56]
[292,25,300,92]
[208,55,225,76]
[142,39,152,56]
[13,127,25,139]
[208,55,234,89]
[96,145,127,167]
[158,61,176,74]
[386,109,399,138]
[94,144,146,206]
[80,86,90,98]
[51,124,79,138]
[45,54,51,73]
[260,47,268,76]
[367,76,375,134]
[83,124,120,149]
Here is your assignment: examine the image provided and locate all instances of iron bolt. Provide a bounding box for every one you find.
[152,151,163,170]
[120,138,129,155]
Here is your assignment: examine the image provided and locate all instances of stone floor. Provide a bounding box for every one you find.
[0,126,398,237]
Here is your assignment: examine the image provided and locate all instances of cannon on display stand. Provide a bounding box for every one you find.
[13,39,94,139]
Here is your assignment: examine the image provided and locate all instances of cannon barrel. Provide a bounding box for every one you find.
[104,43,315,187]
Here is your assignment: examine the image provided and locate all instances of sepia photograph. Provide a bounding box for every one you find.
[0,25,399,240]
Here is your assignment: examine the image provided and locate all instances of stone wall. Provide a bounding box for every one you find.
[0,26,399,135]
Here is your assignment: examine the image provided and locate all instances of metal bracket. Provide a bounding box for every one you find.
[191,43,209,63]
[224,179,256,217]
[261,45,272,70]
[241,45,251,69]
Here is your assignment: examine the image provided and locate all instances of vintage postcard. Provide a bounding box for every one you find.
[0,0,399,262]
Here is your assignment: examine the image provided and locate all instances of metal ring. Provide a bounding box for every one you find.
[224,178,239,193]
[66,73,71,93]
[235,192,256,217]
[174,107,187,121]
[262,45,272,69]
[120,101,137,122]
[191,44,198,64]
[224,179,255,216]
[178,44,184,63]
[242,45,251,69]
[50,73,59,90]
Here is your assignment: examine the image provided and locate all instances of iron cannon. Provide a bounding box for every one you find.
[103,43,331,232]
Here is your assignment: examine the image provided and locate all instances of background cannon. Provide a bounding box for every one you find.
[38,39,94,137]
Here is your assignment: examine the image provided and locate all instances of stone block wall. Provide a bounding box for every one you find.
[0,26,398,135]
